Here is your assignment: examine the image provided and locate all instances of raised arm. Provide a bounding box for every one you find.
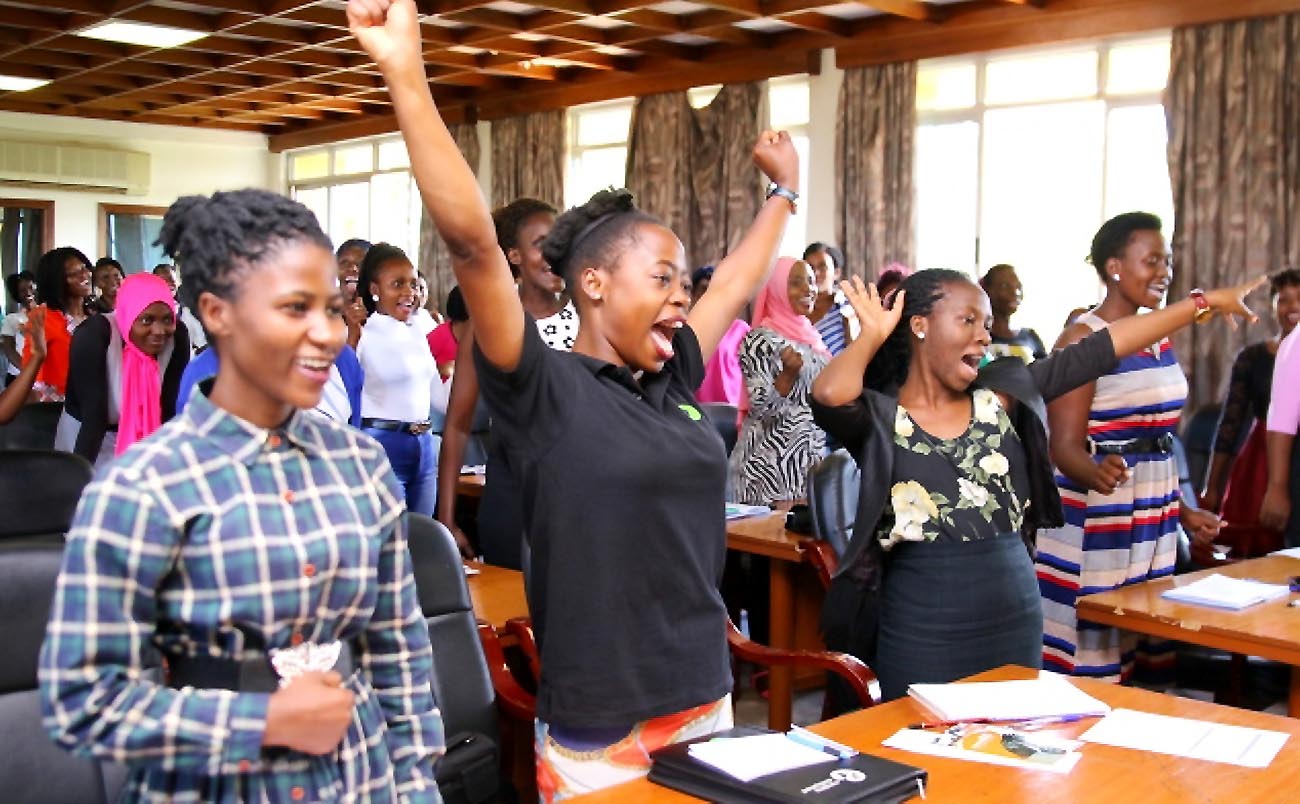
[811,277,902,408]
[0,306,44,425]
[1106,277,1266,357]
[348,0,523,370]
[688,132,799,361]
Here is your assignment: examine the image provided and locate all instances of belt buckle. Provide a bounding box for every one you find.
[1158,433,1174,453]
[269,640,342,687]
[407,421,431,435]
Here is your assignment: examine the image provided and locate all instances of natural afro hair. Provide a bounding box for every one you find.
[155,189,332,312]
[492,198,557,276]
[541,188,662,287]
[445,286,469,323]
[357,242,412,314]
[1271,267,1300,298]
[865,268,976,393]
[1088,212,1163,281]
[35,246,92,314]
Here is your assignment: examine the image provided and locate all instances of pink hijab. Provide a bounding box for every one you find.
[740,258,831,416]
[113,273,176,455]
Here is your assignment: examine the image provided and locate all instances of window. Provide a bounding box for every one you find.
[564,77,813,261]
[287,136,423,259]
[0,199,52,312]
[914,36,1174,342]
[99,203,169,274]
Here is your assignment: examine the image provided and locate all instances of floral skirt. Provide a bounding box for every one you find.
[535,696,732,802]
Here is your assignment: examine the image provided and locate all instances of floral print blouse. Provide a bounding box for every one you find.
[879,388,1031,549]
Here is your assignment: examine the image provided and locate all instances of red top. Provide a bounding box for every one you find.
[427,320,458,366]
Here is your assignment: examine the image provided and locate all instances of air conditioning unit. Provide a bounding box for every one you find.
[0,138,149,195]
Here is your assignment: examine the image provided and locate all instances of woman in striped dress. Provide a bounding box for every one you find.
[1037,212,1222,681]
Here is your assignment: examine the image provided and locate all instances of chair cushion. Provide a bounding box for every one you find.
[0,543,64,693]
[0,690,108,804]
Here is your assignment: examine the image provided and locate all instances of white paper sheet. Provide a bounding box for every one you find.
[1160,574,1289,610]
[883,727,1083,774]
[1272,547,1300,559]
[908,672,1111,722]
[1078,708,1289,768]
[724,503,772,521]
[687,733,835,782]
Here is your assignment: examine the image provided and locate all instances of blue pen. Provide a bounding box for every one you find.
[786,725,857,759]
[1015,713,1097,730]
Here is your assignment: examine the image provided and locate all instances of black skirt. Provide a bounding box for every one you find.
[875,531,1042,701]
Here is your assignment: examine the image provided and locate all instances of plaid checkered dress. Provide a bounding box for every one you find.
[38,391,444,802]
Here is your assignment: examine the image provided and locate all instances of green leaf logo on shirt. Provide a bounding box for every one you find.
[678,403,703,422]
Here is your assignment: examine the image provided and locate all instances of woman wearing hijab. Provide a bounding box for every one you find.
[729,257,831,505]
[56,273,189,465]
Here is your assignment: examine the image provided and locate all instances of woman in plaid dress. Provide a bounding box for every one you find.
[39,189,444,802]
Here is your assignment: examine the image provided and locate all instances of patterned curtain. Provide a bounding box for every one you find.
[834,62,916,280]
[418,123,481,315]
[1166,14,1300,413]
[490,109,565,210]
[625,82,764,269]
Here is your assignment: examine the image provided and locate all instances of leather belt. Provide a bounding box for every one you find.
[1088,432,1175,456]
[361,417,432,435]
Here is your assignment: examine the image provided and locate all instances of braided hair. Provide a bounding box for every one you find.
[34,246,92,314]
[541,188,661,289]
[155,189,331,313]
[865,268,974,393]
[1088,212,1162,281]
[356,243,411,315]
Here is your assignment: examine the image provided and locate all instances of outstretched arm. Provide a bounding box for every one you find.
[349,0,523,371]
[1106,277,1266,358]
[688,132,799,362]
[811,277,903,408]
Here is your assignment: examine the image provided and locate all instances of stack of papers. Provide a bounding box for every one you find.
[1160,574,1289,610]
[908,673,1111,722]
[687,733,833,782]
[883,725,1084,774]
[724,503,772,521]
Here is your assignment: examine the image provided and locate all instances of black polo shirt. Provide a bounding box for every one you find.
[474,316,731,728]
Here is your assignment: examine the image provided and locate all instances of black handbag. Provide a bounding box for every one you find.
[435,732,500,804]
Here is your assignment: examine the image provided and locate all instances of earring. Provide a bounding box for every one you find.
[916,331,925,340]
[591,293,602,302]
[371,294,379,302]
[1111,274,1120,282]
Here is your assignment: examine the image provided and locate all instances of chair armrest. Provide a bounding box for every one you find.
[725,618,878,709]
[505,616,542,683]
[476,620,536,722]
[798,538,838,591]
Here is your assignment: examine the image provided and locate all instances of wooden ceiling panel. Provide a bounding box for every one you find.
[0,0,1291,148]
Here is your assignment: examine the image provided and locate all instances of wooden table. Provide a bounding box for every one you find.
[573,665,1300,802]
[1076,554,1300,716]
[726,512,823,732]
[465,562,528,632]
[456,472,485,499]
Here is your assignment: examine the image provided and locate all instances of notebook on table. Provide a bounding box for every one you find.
[648,727,926,803]
[907,673,1111,722]
[1159,574,1290,610]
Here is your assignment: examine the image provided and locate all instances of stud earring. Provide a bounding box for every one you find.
[916,331,925,341]
[1111,274,1120,282]
[372,294,379,302]
[591,293,602,302]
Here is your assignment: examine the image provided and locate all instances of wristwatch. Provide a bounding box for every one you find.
[1189,288,1213,324]
[766,183,798,213]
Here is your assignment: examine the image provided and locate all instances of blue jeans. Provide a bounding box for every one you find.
[364,427,438,516]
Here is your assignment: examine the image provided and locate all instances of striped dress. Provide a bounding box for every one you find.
[1036,312,1187,681]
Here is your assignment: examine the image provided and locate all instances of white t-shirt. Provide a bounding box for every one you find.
[412,307,438,338]
[314,363,351,424]
[356,312,449,422]
[1,309,27,376]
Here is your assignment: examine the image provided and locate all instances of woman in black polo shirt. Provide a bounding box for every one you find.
[349,1,797,796]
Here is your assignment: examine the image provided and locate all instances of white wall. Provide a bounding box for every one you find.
[805,49,843,248]
[0,110,275,256]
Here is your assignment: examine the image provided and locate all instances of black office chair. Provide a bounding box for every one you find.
[806,450,860,561]
[1179,402,1222,496]
[0,402,62,451]
[0,450,93,542]
[701,403,738,457]
[404,513,500,804]
[0,541,125,803]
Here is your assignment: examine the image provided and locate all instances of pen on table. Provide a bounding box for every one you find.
[908,713,1097,730]
[786,725,858,758]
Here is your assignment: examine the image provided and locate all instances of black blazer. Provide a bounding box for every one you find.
[64,313,190,462]
[809,328,1118,661]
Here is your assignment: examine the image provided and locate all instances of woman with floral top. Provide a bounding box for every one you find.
[811,268,1265,700]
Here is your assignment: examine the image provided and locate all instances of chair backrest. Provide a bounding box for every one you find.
[0,402,62,451]
[1180,403,1221,493]
[0,450,93,541]
[807,450,860,559]
[1171,436,1196,573]
[404,513,498,744]
[701,403,738,457]
[0,541,122,803]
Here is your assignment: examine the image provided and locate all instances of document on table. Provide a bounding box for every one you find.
[1078,708,1289,768]
[1160,574,1289,610]
[724,503,772,521]
[687,733,834,782]
[908,672,1110,722]
[1273,547,1300,559]
[883,725,1083,774]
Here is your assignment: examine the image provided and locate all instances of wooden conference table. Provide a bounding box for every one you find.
[574,665,1300,802]
[465,561,528,633]
[1077,553,1300,716]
